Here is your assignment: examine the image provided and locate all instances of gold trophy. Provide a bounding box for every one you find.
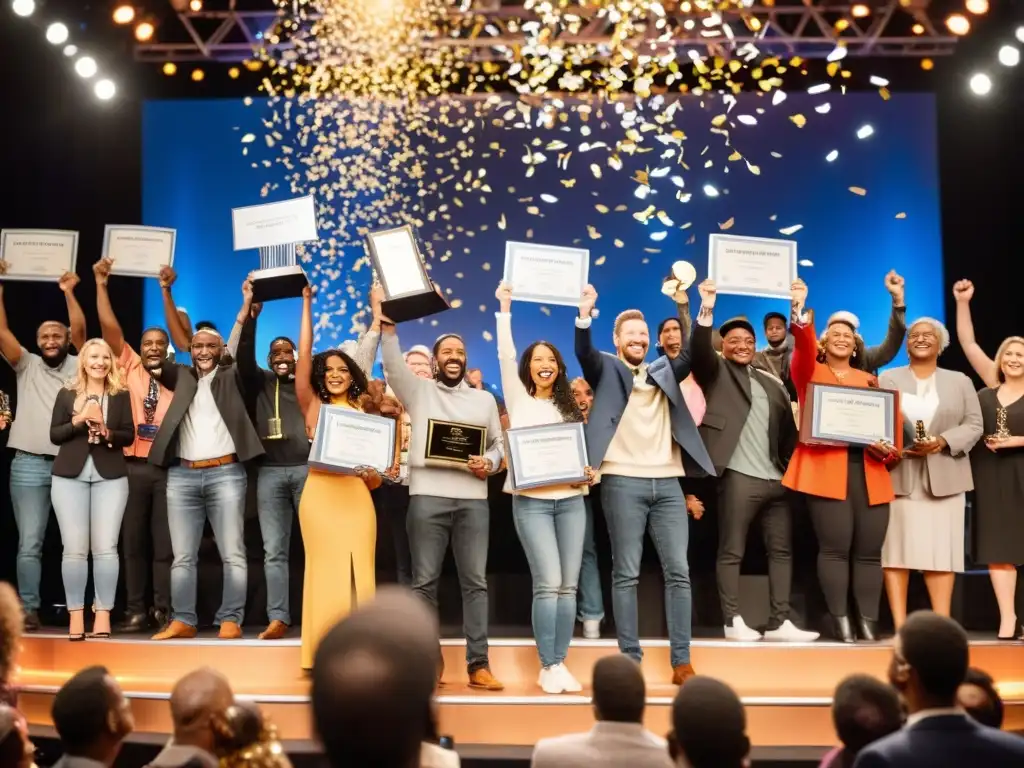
[265,380,284,440]
[987,406,1011,442]
[914,420,929,442]
[0,390,11,422]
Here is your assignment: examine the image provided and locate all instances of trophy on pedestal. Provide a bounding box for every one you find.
[231,196,317,303]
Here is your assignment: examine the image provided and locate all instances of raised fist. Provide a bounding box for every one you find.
[579,284,598,319]
[885,270,905,304]
[952,279,974,303]
[697,279,717,309]
[495,281,513,313]
[790,278,808,308]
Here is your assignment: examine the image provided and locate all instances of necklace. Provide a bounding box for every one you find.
[828,364,849,382]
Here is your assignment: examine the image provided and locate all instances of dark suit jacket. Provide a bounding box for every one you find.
[147,362,264,468]
[575,322,715,477]
[853,714,1024,768]
[690,323,796,476]
[50,388,134,479]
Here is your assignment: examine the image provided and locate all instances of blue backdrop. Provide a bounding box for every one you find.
[142,93,942,386]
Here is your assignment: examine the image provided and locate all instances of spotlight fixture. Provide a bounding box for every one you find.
[94,79,116,100]
[134,21,155,41]
[945,14,970,36]
[1017,27,1024,44]
[45,22,69,44]
[191,68,205,81]
[920,58,934,71]
[74,56,98,78]
[998,45,1020,67]
[851,4,870,19]
[11,0,34,17]
[911,23,924,35]
[228,67,240,79]
[189,0,202,10]
[112,5,135,24]
[163,62,177,75]
[968,72,992,96]
[964,0,988,14]
[63,44,77,56]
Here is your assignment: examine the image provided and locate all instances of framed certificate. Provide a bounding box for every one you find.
[366,225,449,323]
[424,418,487,467]
[503,242,589,307]
[708,234,797,300]
[102,225,176,278]
[308,406,398,475]
[799,383,899,447]
[232,195,319,251]
[0,229,78,282]
[505,422,589,491]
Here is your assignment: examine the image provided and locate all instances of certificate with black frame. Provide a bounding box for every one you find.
[366,225,450,323]
[505,422,589,491]
[799,382,899,447]
[424,419,486,468]
[308,406,398,475]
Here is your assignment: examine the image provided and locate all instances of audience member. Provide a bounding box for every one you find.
[957,667,1004,730]
[669,676,749,768]
[50,666,134,768]
[0,584,20,708]
[820,675,902,768]
[0,704,34,768]
[854,611,1024,767]
[215,702,292,768]
[149,668,235,768]
[531,655,671,768]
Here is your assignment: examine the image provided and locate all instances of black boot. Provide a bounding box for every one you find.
[857,616,879,642]
[117,612,150,633]
[830,615,856,643]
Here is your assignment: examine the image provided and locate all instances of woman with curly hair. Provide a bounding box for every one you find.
[0,582,22,707]
[494,283,593,693]
[295,286,393,671]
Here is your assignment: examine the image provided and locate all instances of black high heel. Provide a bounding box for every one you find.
[996,618,1023,641]
[856,616,879,642]
[68,633,85,642]
[830,615,856,644]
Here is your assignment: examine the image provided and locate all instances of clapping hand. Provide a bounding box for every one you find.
[467,455,493,480]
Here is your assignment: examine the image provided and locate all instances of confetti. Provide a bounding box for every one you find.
[798,259,814,267]
[779,224,804,235]
[703,184,720,198]
[450,299,463,309]
[594,255,607,266]
[856,125,875,139]
[826,150,839,162]
[849,187,868,196]
[719,217,735,230]
[790,114,808,128]
[895,212,907,219]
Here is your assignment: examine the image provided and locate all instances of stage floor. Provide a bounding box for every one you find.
[15,632,1024,747]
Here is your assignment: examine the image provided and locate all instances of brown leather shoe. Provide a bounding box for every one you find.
[468,668,504,691]
[218,621,243,639]
[258,620,289,640]
[151,620,197,640]
[672,663,696,686]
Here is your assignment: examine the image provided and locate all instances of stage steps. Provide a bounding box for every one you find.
[15,634,1024,746]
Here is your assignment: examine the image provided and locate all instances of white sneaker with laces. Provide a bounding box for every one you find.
[763,620,820,642]
[724,615,763,641]
[538,665,565,694]
[582,619,601,639]
[554,663,583,692]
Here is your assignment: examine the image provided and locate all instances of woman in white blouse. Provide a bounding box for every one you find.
[495,283,594,694]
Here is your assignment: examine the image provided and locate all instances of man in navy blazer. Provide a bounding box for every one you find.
[854,611,1024,767]
[575,284,715,686]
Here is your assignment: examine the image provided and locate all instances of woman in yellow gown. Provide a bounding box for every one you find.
[295,285,392,671]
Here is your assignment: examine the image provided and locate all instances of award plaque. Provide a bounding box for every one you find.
[799,382,899,447]
[308,406,399,475]
[232,196,316,303]
[366,225,450,323]
[505,422,589,491]
[424,419,486,466]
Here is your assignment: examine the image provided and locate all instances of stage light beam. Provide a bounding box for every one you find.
[945,14,970,36]
[969,73,992,96]
[94,79,116,100]
[1017,27,1024,44]
[135,21,155,41]
[113,5,135,24]
[45,22,69,44]
[964,0,988,14]
[74,56,97,78]
[851,4,869,18]
[11,0,35,17]
[998,45,1020,67]
[189,0,202,10]
[163,62,177,76]
[63,44,77,57]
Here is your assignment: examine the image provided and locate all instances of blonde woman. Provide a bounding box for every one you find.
[49,339,134,640]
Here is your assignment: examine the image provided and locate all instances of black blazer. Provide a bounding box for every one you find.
[853,714,1024,768]
[689,323,796,476]
[50,388,134,479]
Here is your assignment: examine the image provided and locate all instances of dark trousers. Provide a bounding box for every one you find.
[376,482,412,586]
[807,454,890,621]
[716,470,792,627]
[121,459,172,615]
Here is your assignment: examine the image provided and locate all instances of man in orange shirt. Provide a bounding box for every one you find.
[93,259,175,633]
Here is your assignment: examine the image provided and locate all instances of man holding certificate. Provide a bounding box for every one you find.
[574,284,716,687]
[380,299,505,691]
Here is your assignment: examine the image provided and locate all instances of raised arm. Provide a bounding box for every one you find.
[0,275,24,367]
[862,271,907,372]
[92,259,126,356]
[494,282,531,413]
[236,300,266,397]
[676,291,692,348]
[788,279,816,405]
[574,284,604,387]
[350,285,383,379]
[689,280,722,389]
[59,272,87,351]
[378,290,426,406]
[158,266,192,353]
[295,285,316,416]
[952,280,998,388]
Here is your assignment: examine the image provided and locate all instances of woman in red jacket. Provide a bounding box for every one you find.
[782,279,901,643]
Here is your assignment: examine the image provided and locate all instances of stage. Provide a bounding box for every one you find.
[15,632,1024,754]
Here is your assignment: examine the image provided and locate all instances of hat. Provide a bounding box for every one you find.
[763,311,787,327]
[718,317,756,338]
[827,310,860,331]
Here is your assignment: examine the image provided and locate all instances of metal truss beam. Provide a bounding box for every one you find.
[135,1,958,64]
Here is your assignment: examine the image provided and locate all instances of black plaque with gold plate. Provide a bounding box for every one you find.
[424,419,487,468]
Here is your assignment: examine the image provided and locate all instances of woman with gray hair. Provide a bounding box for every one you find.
[878,317,983,629]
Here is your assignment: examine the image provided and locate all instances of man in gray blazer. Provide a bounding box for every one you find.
[575,285,715,686]
[531,655,672,768]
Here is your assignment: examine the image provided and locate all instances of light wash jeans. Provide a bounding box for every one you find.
[512,494,586,668]
[167,462,248,627]
[10,451,54,612]
[256,464,308,624]
[601,475,693,667]
[577,495,605,622]
[50,456,129,611]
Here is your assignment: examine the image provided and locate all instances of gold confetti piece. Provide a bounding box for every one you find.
[482,330,493,342]
[540,306,551,316]
[632,170,650,186]
[719,217,735,230]
[497,215,506,230]
[482,263,491,271]
[540,194,558,203]
[560,179,576,188]
[614,239,625,248]
[594,255,607,266]
[895,212,907,219]
[728,150,742,162]
[450,299,463,309]
[595,204,609,213]
[746,161,761,176]
[711,114,728,128]
[587,225,602,239]
[614,205,629,212]
[241,134,256,143]
[849,187,867,196]
[526,206,540,215]
[790,114,807,128]
[779,224,804,235]
[880,87,891,101]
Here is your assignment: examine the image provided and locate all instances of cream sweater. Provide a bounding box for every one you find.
[601,364,684,479]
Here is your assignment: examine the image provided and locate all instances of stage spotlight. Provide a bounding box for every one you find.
[189,0,202,10]
[945,14,970,36]
[1017,27,1024,44]
[45,22,69,44]
[11,0,34,17]
[964,0,988,14]
[969,73,992,96]
[163,62,177,75]
[911,23,924,35]
[998,45,1020,67]
[94,79,116,100]
[134,21,155,41]
[191,68,205,81]
[920,58,934,71]
[851,3,869,18]
[112,5,134,24]
[63,44,77,56]
[74,56,97,78]
[228,66,240,79]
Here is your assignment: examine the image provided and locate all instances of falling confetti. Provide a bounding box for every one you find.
[719,217,736,230]
[849,187,868,196]
[895,212,907,219]
[826,150,839,163]
[779,224,804,235]
[798,259,814,267]
[857,125,875,139]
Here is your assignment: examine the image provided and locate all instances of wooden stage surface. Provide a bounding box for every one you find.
[15,633,1024,747]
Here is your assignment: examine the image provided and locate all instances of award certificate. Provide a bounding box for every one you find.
[0,229,79,282]
[424,419,487,467]
[800,383,899,447]
[232,196,318,251]
[503,242,589,306]
[308,406,397,474]
[708,234,797,300]
[102,225,176,278]
[506,422,589,491]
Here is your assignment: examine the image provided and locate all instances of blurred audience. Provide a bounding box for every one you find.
[148,668,235,768]
[957,667,1004,730]
[215,702,291,768]
[0,584,20,708]
[820,675,902,768]
[50,666,134,768]
[0,704,34,768]
[669,676,750,768]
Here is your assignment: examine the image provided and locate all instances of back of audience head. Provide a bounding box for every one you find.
[0,704,34,768]
[51,666,133,765]
[958,667,1004,729]
[311,588,440,768]
[169,668,235,754]
[591,655,646,724]
[830,674,903,765]
[670,676,749,768]
[0,583,21,693]
[889,611,969,713]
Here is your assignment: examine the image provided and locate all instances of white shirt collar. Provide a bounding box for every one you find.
[905,706,966,727]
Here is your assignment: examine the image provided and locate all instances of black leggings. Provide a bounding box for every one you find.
[807,453,890,621]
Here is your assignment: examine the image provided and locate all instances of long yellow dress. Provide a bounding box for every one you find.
[298,398,377,670]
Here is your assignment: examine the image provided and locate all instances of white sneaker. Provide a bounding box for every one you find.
[723,615,763,641]
[763,620,820,642]
[582,619,601,639]
[554,663,583,693]
[538,666,565,694]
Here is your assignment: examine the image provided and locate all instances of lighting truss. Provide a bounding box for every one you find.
[135,0,957,64]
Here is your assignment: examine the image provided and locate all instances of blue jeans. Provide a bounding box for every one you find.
[601,475,693,667]
[256,464,308,624]
[167,463,248,627]
[10,451,54,612]
[577,495,605,622]
[50,457,129,611]
[513,495,585,668]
